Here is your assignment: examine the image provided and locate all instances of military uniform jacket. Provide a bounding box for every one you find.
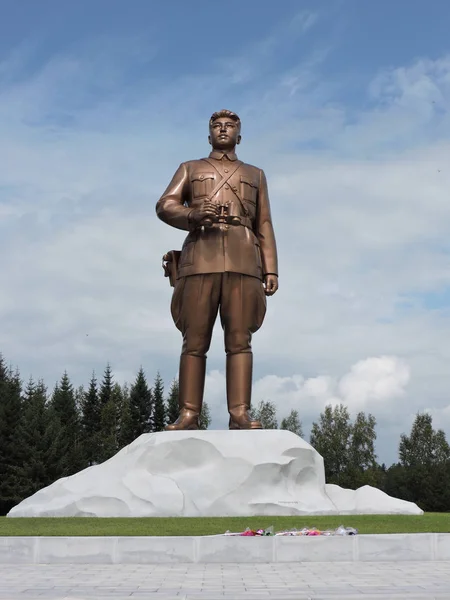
[156,150,278,281]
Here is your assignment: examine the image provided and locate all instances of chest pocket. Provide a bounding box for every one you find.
[240,175,258,205]
[191,172,215,198]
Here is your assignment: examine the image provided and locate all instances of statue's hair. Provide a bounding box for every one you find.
[209,109,241,130]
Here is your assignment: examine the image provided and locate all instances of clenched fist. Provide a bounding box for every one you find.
[264,274,278,296]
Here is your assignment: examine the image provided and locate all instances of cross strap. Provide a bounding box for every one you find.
[202,158,249,217]
[202,159,243,201]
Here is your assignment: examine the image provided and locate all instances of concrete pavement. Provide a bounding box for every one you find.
[0,561,449,599]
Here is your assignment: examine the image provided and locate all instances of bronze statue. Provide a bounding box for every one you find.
[156,109,278,430]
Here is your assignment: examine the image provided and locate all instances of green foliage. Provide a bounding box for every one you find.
[117,383,134,449]
[252,400,278,429]
[98,403,117,461]
[1,349,450,515]
[310,404,378,488]
[98,382,125,463]
[48,372,85,478]
[152,372,166,432]
[19,379,59,497]
[310,404,353,485]
[80,372,101,466]
[280,409,303,437]
[0,358,26,514]
[199,402,211,430]
[399,412,450,468]
[346,411,378,488]
[166,379,179,425]
[97,365,119,462]
[129,367,153,439]
[99,363,113,407]
[388,413,450,512]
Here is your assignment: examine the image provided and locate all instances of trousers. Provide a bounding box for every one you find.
[171,272,267,356]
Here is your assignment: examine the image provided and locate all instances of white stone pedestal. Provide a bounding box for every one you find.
[7,430,422,517]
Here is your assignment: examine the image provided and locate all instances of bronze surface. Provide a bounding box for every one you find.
[156,110,279,430]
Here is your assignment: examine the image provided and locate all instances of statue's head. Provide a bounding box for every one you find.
[208,109,241,151]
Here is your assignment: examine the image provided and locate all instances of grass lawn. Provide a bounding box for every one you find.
[0,514,449,536]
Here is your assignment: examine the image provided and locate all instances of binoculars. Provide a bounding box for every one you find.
[202,203,241,228]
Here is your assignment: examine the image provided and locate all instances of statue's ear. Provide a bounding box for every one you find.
[237,134,242,145]
[208,134,212,145]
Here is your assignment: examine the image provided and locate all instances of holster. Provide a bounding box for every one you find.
[162,250,181,287]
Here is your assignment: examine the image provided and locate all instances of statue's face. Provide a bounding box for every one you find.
[208,117,241,151]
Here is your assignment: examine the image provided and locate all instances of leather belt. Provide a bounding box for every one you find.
[206,216,253,230]
[238,216,253,229]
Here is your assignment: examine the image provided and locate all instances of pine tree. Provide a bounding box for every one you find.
[152,372,166,432]
[118,382,134,449]
[166,379,179,425]
[20,378,58,496]
[74,385,84,413]
[199,402,211,430]
[129,367,153,439]
[112,383,124,443]
[49,372,85,478]
[96,364,118,462]
[99,363,113,407]
[98,382,123,462]
[0,358,26,513]
[80,372,101,465]
[280,409,303,437]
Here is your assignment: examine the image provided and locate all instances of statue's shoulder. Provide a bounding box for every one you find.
[242,161,261,171]
[181,158,207,170]
[239,161,264,177]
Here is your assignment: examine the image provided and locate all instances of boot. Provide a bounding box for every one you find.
[165,355,206,431]
[227,353,262,430]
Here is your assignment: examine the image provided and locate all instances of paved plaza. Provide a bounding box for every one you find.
[0,561,449,599]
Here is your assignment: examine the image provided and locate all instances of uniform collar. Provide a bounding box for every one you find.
[208,150,238,161]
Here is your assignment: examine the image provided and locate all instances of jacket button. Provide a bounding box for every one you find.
[199,174,204,180]
[224,184,230,189]
[224,168,229,173]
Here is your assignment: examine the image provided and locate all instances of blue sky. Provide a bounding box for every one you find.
[3,0,449,102]
[1,0,450,464]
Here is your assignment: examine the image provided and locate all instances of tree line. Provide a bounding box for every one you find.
[0,353,211,514]
[252,400,450,513]
[1,351,449,514]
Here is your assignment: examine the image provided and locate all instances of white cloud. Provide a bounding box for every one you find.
[252,356,410,419]
[1,32,450,463]
[337,357,410,409]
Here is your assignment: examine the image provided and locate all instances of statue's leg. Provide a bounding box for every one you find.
[220,273,267,430]
[165,354,206,430]
[166,274,220,431]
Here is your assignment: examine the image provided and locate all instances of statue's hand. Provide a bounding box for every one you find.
[189,201,219,226]
[264,274,278,296]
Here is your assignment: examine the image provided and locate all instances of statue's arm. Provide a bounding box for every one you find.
[256,169,279,279]
[156,163,192,231]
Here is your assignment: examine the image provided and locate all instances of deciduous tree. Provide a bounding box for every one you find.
[199,402,211,430]
[252,400,278,429]
[280,409,303,437]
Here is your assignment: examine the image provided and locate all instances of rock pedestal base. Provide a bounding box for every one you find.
[7,430,422,517]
